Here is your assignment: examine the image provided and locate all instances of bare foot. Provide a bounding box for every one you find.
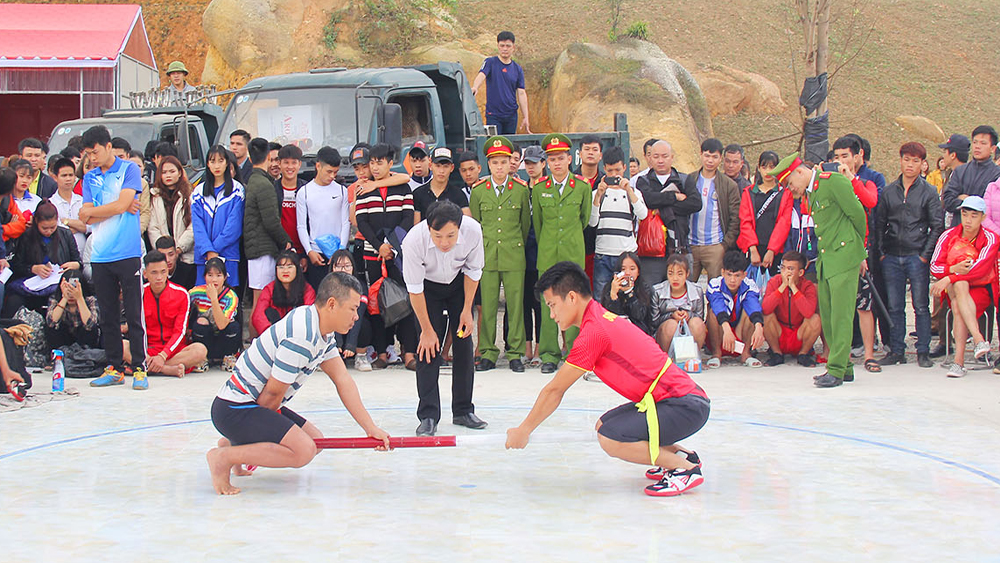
[172,364,185,378]
[206,448,241,495]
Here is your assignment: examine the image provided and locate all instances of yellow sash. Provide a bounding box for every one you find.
[635,359,672,465]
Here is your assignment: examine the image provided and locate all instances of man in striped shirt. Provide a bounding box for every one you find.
[207,272,392,495]
[589,146,648,297]
[686,138,740,282]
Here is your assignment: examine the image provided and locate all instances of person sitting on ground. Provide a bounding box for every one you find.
[6,201,82,317]
[652,253,706,354]
[506,261,711,497]
[600,251,655,336]
[251,249,316,336]
[136,250,208,377]
[706,250,765,368]
[189,257,241,371]
[760,251,822,367]
[929,196,998,378]
[207,272,392,495]
[45,269,100,352]
[328,250,371,370]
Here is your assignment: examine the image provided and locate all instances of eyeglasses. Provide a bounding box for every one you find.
[330,263,353,272]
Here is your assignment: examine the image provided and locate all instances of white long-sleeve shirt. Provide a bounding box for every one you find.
[588,186,648,256]
[295,179,351,254]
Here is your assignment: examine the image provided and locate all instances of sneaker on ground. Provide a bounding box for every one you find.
[191,360,209,373]
[946,364,967,378]
[644,466,704,497]
[132,368,149,390]
[646,450,701,480]
[90,366,125,387]
[222,354,238,372]
[386,346,401,365]
[355,354,373,372]
[974,340,991,361]
[850,346,863,359]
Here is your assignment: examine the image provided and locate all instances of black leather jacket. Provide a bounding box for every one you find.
[873,175,944,261]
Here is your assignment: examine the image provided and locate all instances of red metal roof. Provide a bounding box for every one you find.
[0,4,154,68]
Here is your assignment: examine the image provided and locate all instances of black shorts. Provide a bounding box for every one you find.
[211,397,308,446]
[597,393,710,445]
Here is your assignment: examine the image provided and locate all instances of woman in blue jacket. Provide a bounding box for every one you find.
[192,145,245,285]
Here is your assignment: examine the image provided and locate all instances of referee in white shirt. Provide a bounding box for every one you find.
[402,200,487,436]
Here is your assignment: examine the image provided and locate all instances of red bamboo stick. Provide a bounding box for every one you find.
[314,436,458,449]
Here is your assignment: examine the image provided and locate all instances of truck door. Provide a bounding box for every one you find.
[386,90,439,153]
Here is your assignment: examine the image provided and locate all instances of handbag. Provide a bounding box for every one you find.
[669,319,700,363]
[637,209,667,257]
[378,276,412,326]
[368,261,386,316]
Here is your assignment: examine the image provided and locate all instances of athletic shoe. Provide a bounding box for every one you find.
[222,354,238,372]
[386,346,401,365]
[355,354,373,372]
[974,340,991,361]
[946,364,967,378]
[646,450,701,480]
[90,366,125,387]
[132,368,149,390]
[644,466,704,497]
[765,353,784,367]
[796,353,817,367]
[191,360,209,373]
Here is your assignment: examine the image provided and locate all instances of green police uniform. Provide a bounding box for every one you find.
[534,134,593,365]
[470,165,531,364]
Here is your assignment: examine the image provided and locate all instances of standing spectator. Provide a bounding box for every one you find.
[942,126,1000,226]
[148,157,196,289]
[267,142,282,179]
[457,150,483,202]
[49,157,87,253]
[509,143,523,178]
[189,257,241,370]
[705,250,765,368]
[723,144,751,190]
[687,138,740,282]
[853,135,887,191]
[629,138,660,188]
[355,143,417,370]
[760,252,821,366]
[518,145,547,364]
[576,135,603,281]
[17,138,57,198]
[635,140,701,283]
[589,146,648,296]
[532,134,592,374]
[345,144,412,274]
[163,61,197,104]
[403,201,486,436]
[111,137,131,159]
[937,134,970,195]
[629,157,641,178]
[243,137,292,327]
[273,144,307,254]
[45,270,100,352]
[5,201,82,316]
[412,147,469,223]
[192,145,245,285]
[930,196,997,378]
[926,157,947,193]
[229,130,253,182]
[296,146,350,290]
[10,159,42,218]
[406,142,432,189]
[79,125,147,390]
[471,31,530,135]
[737,151,792,275]
[140,250,208,377]
[251,249,316,336]
[469,136,530,372]
[874,142,944,369]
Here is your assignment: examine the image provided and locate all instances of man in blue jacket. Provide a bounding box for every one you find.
[706,250,765,368]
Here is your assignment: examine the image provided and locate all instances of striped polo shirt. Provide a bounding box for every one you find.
[217,305,340,405]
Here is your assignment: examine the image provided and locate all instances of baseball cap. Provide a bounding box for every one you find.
[431,147,453,164]
[350,146,370,166]
[938,134,971,152]
[522,145,546,163]
[959,195,987,213]
[408,141,428,158]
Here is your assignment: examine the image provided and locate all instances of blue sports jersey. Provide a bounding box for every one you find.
[82,157,143,263]
[481,56,525,117]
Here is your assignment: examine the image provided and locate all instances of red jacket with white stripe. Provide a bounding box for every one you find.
[930,225,999,288]
[143,281,191,357]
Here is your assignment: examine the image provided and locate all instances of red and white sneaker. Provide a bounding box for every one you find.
[645,450,701,480]
[644,467,704,497]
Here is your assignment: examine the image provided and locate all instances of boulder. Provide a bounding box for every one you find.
[692,64,787,116]
[547,39,712,172]
[894,115,946,143]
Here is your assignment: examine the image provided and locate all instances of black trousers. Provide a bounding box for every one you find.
[365,257,417,354]
[415,275,475,422]
[92,258,145,369]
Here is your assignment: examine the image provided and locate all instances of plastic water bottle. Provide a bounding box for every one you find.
[52,350,65,392]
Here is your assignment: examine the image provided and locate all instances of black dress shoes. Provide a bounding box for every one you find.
[540,362,557,374]
[416,418,437,436]
[880,352,907,365]
[453,412,488,429]
[509,358,525,372]
[476,358,496,371]
[917,353,933,368]
[814,373,843,388]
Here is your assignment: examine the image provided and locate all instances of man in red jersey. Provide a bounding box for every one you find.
[506,261,710,497]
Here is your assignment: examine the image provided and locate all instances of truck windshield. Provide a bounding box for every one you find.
[48,122,156,156]
[219,88,376,155]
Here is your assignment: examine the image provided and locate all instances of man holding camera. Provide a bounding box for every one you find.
[589,146,648,297]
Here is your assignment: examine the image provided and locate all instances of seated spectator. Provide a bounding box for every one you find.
[148,156,196,288]
[189,257,241,370]
[652,253,706,354]
[328,249,372,369]
[10,158,42,219]
[706,250,765,368]
[737,151,792,275]
[44,269,100,352]
[600,251,655,336]
[761,251,821,367]
[0,167,28,244]
[154,235,195,290]
[930,196,998,378]
[251,249,316,335]
[5,201,82,316]
[138,250,207,377]
[49,157,87,253]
